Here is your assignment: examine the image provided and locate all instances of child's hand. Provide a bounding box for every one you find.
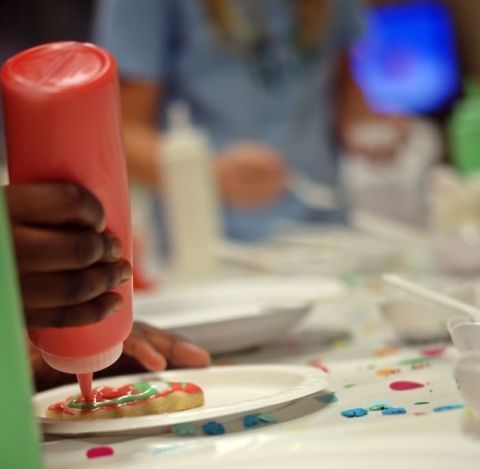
[122,322,211,370]
[31,322,211,391]
[215,143,288,209]
[6,183,132,329]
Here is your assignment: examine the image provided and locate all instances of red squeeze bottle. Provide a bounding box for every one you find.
[1,42,133,398]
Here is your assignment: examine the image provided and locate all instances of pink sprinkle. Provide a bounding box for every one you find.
[420,346,445,358]
[86,446,114,459]
[389,381,425,391]
[311,359,329,373]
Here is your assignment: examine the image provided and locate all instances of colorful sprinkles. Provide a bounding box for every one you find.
[382,407,407,415]
[368,400,393,411]
[433,404,464,413]
[202,421,225,435]
[389,381,425,391]
[86,446,114,460]
[341,408,368,418]
[172,423,196,436]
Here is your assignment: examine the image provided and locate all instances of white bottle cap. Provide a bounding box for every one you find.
[168,101,191,131]
[40,343,123,374]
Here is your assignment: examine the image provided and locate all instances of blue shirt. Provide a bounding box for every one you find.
[95,0,363,241]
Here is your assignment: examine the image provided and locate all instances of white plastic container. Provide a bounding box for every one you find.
[380,280,476,343]
[161,103,222,281]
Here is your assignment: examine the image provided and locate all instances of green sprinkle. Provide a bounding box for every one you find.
[399,357,431,366]
[172,423,196,436]
[258,414,278,423]
[368,400,393,411]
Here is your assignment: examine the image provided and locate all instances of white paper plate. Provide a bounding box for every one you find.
[133,277,346,354]
[35,365,328,436]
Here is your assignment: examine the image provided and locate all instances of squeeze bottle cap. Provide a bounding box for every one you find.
[41,343,123,374]
[2,41,114,93]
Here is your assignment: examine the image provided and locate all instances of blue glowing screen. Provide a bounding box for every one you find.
[349,1,459,114]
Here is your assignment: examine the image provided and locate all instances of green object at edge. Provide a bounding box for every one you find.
[0,188,43,468]
[449,79,480,176]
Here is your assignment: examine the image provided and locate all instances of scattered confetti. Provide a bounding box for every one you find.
[243,415,261,427]
[411,362,431,370]
[389,381,425,391]
[398,357,431,367]
[86,446,114,460]
[414,401,429,405]
[258,414,278,423]
[172,423,196,436]
[377,368,401,377]
[344,384,356,389]
[315,393,338,404]
[202,421,225,435]
[420,346,445,358]
[382,407,407,415]
[368,400,393,411]
[433,404,464,413]
[373,346,398,357]
[341,408,368,418]
[310,359,329,373]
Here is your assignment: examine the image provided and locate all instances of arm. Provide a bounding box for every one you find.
[121,80,288,209]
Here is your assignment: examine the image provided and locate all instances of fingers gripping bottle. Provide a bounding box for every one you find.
[1,42,133,398]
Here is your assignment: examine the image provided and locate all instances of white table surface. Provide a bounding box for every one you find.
[41,292,480,469]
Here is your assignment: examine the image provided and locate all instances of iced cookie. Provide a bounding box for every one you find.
[46,381,204,420]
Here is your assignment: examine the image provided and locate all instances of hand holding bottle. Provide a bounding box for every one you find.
[6,183,132,329]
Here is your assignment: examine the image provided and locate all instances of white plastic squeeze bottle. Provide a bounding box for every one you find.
[161,103,222,281]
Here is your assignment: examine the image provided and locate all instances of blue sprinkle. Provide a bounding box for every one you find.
[315,393,338,404]
[341,408,368,418]
[382,407,407,415]
[433,404,464,413]
[257,414,278,423]
[202,421,225,435]
[172,423,196,436]
[369,400,393,411]
[243,415,261,428]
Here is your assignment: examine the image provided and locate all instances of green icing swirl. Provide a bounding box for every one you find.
[68,381,167,410]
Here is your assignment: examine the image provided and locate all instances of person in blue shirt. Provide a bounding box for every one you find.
[95,0,408,241]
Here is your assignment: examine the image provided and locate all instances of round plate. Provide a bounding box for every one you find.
[133,277,346,354]
[35,365,328,436]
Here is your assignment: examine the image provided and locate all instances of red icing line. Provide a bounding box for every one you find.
[86,446,114,459]
[389,381,425,391]
[48,381,202,416]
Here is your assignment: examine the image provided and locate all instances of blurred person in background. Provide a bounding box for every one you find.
[95,0,409,242]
